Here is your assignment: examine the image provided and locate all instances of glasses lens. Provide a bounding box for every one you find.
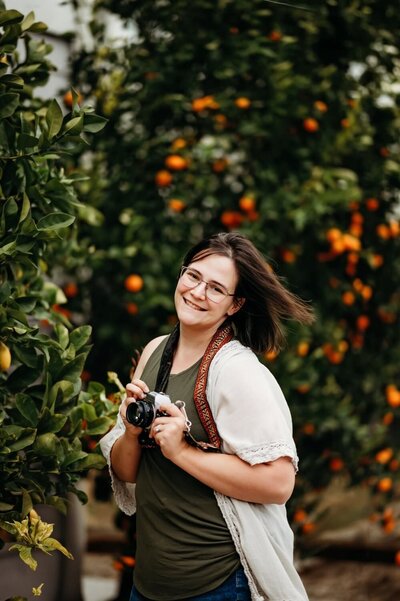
[180,267,230,303]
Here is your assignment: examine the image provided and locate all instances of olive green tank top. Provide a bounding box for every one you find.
[134,337,240,600]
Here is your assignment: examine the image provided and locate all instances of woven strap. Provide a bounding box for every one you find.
[140,321,233,451]
[192,322,233,449]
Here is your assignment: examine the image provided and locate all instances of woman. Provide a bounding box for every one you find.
[101,232,313,601]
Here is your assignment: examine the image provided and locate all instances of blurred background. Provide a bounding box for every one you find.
[0,1,399,600]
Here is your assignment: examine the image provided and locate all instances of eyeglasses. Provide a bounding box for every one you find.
[179,266,235,304]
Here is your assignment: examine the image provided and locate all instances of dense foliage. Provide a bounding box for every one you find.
[68,0,399,541]
[0,2,116,539]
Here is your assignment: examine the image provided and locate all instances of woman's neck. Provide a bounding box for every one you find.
[171,323,221,372]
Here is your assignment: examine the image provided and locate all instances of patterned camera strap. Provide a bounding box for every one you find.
[141,321,234,452]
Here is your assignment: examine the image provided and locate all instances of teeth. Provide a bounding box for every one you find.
[184,298,204,311]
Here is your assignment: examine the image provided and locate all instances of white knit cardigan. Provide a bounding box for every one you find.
[100,340,309,601]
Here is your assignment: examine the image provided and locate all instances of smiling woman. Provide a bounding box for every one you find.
[100,232,314,601]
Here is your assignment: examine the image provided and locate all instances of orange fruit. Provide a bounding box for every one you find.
[377,477,393,493]
[171,138,187,150]
[341,118,350,128]
[164,154,188,171]
[303,118,319,132]
[0,341,11,371]
[376,224,391,239]
[302,522,316,535]
[239,196,256,212]
[296,384,311,394]
[297,341,310,357]
[281,249,297,263]
[326,228,342,243]
[124,274,144,293]
[235,97,251,109]
[268,31,282,42]
[155,170,172,187]
[64,282,78,298]
[365,197,379,211]
[383,412,394,426]
[302,422,315,434]
[342,291,356,306]
[264,349,278,361]
[361,285,373,301]
[212,158,228,173]
[395,550,400,567]
[126,302,139,315]
[330,458,344,472]
[356,315,370,331]
[375,448,393,464]
[220,210,243,229]
[168,198,186,212]
[63,90,82,108]
[386,385,400,408]
[314,100,328,112]
[293,509,307,522]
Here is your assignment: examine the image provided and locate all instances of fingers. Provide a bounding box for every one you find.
[126,379,149,400]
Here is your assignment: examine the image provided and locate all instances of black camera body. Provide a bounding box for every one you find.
[125,391,172,429]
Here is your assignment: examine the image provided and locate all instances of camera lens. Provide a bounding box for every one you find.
[126,400,155,429]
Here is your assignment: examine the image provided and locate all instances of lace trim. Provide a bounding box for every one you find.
[100,421,137,516]
[215,493,265,601]
[236,441,299,472]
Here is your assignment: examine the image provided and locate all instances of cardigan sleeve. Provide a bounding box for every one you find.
[207,341,299,471]
[99,413,137,515]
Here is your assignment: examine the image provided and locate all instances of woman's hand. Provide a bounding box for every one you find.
[120,378,150,438]
[149,402,189,461]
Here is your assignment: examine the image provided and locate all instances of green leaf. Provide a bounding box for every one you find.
[16,394,39,426]
[21,11,35,32]
[0,10,23,26]
[0,93,20,119]
[21,490,33,517]
[58,353,87,383]
[41,537,73,559]
[8,429,36,451]
[19,193,31,223]
[45,99,63,139]
[63,115,84,135]
[9,544,37,570]
[36,212,75,231]
[69,325,92,351]
[83,114,108,133]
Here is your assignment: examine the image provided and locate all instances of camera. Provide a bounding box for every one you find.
[125,391,172,429]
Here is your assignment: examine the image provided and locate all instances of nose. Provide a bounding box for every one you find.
[190,280,207,299]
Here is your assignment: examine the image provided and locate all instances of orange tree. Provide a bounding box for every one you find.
[68,0,400,543]
[0,2,116,576]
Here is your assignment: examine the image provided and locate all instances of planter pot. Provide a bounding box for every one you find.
[0,494,86,601]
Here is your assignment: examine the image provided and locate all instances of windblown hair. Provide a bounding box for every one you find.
[182,232,315,354]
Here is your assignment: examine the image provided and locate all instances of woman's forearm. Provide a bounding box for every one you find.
[171,445,295,504]
[110,431,142,483]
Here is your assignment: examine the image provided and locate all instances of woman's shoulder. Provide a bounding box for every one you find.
[134,335,169,378]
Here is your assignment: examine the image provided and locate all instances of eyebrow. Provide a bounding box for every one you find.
[188,266,229,289]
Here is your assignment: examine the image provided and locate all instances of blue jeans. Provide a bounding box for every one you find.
[129,566,251,601]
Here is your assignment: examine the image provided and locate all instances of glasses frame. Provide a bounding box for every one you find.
[179,265,236,304]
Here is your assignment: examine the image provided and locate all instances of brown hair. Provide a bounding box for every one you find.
[182,232,315,354]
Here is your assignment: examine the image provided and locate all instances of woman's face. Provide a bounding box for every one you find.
[174,253,242,332]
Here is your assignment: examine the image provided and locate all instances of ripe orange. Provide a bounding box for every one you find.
[303,118,319,132]
[168,198,186,212]
[124,274,144,293]
[341,118,350,128]
[235,97,251,109]
[326,228,342,242]
[314,100,328,112]
[155,170,172,187]
[395,550,400,568]
[281,249,296,263]
[296,384,311,394]
[370,254,384,268]
[386,385,400,408]
[164,154,188,171]
[302,522,316,535]
[302,422,315,434]
[212,158,228,173]
[63,90,83,108]
[376,224,391,239]
[64,282,78,298]
[342,291,356,306]
[297,341,310,357]
[293,509,307,523]
[171,138,187,150]
[375,448,393,464]
[239,196,256,212]
[365,197,379,211]
[126,302,139,315]
[220,210,243,229]
[330,458,344,472]
[264,349,278,361]
[356,315,370,331]
[268,30,282,42]
[377,477,393,493]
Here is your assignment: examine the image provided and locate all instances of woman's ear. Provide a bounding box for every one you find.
[227,297,245,316]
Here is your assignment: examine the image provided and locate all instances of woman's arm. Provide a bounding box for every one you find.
[150,403,295,504]
[109,335,167,483]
